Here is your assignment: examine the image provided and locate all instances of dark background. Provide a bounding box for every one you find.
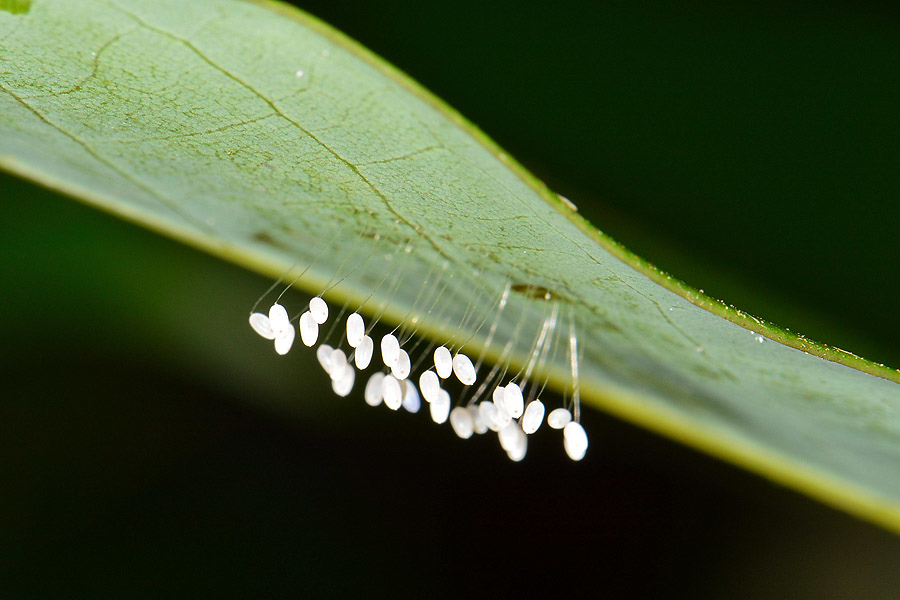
[2,0,900,597]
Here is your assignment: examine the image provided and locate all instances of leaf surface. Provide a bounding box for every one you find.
[3,0,900,531]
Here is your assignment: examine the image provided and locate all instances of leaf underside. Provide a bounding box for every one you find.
[3,0,900,532]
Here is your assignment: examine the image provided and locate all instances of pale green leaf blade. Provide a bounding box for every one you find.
[3,0,900,532]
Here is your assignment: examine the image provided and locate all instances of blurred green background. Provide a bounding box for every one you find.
[2,0,900,597]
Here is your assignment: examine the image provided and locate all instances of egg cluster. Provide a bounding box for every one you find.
[249,294,588,462]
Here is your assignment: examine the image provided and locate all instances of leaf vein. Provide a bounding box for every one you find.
[0,81,214,235]
[103,0,458,268]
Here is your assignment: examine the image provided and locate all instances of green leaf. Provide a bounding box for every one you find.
[3,0,900,531]
[0,0,31,16]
